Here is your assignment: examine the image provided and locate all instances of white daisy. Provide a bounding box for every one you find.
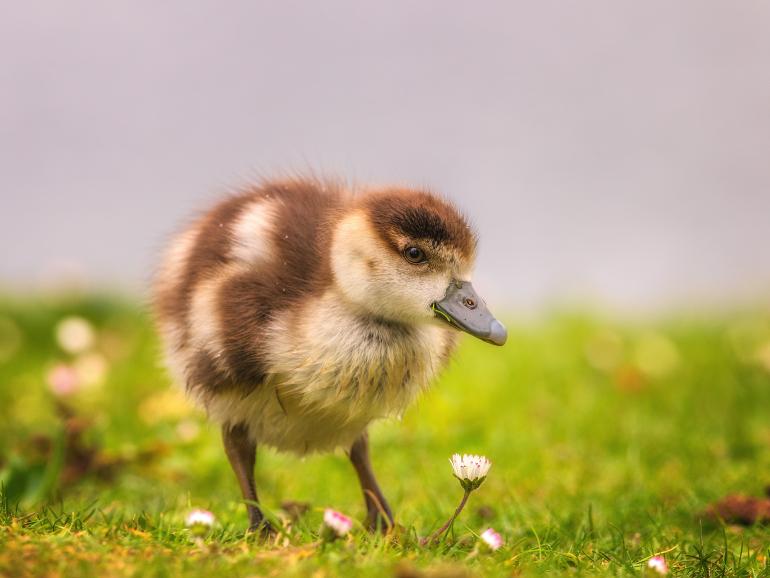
[423,454,494,545]
[186,509,215,531]
[480,527,503,551]
[55,316,95,354]
[323,508,353,538]
[647,556,669,575]
[449,454,491,491]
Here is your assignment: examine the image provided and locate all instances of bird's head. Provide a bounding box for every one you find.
[329,188,507,346]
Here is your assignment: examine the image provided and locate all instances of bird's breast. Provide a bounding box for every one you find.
[210,291,449,453]
[265,292,450,418]
[202,291,453,454]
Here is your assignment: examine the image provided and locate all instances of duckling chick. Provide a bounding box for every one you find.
[152,177,506,534]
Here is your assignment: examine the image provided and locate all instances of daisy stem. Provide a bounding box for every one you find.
[424,488,472,545]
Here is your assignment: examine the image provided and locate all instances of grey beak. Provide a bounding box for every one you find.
[431,281,507,346]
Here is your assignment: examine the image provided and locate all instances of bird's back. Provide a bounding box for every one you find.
[153,178,345,401]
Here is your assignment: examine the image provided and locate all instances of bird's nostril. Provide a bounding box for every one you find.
[463,297,476,309]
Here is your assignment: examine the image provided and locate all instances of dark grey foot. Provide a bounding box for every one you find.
[222,424,276,539]
[247,515,276,539]
[349,432,395,534]
[364,503,394,534]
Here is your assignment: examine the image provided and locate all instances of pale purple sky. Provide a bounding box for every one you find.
[2,1,769,311]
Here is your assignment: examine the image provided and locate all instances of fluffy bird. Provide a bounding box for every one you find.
[152,177,506,534]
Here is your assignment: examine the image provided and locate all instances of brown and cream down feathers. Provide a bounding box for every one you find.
[152,176,506,533]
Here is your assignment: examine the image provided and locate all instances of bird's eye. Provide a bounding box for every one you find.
[403,246,427,264]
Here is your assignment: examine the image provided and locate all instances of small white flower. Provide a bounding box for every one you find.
[186,509,215,534]
[55,316,95,354]
[323,508,353,538]
[480,527,503,551]
[647,556,669,575]
[449,454,491,491]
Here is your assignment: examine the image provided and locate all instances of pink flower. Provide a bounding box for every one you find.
[480,527,503,551]
[647,556,669,575]
[47,363,80,396]
[186,509,215,538]
[323,508,353,538]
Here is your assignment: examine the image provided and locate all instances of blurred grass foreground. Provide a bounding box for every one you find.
[2,293,770,577]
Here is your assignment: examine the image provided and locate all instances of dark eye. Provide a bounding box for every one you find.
[403,246,427,264]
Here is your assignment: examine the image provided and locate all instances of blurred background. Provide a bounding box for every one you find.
[2,0,770,312]
[2,4,770,574]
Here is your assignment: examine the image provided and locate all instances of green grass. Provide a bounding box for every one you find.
[2,294,770,577]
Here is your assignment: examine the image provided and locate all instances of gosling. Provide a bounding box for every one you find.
[152,177,506,534]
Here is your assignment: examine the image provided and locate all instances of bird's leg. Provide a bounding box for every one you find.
[348,431,394,532]
[221,423,273,536]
